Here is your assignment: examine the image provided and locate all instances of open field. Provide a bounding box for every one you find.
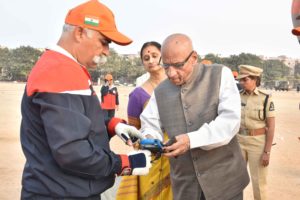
[0,82,299,199]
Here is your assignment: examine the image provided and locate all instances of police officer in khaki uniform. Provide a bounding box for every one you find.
[237,65,275,200]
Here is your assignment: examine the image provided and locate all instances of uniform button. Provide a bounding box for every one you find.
[192,157,197,161]
[188,121,193,126]
[184,105,189,109]
[196,172,201,177]
[181,89,187,94]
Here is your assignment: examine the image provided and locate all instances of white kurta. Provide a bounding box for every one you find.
[140,66,241,150]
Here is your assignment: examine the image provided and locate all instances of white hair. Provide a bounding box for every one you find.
[62,24,95,38]
[62,24,75,32]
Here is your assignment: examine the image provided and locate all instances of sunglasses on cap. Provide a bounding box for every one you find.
[160,51,194,69]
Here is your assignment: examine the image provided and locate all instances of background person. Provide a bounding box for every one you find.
[232,70,243,91]
[20,1,151,199]
[140,33,249,200]
[117,41,172,200]
[101,73,119,119]
[237,65,275,200]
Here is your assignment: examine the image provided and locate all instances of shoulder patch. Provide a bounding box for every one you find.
[269,102,275,111]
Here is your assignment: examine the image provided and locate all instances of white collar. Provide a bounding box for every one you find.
[47,44,78,63]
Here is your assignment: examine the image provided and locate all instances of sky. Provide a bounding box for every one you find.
[0,0,299,58]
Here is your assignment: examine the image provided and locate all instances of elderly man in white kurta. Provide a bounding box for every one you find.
[140,33,250,200]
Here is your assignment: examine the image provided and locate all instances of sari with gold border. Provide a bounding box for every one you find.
[116,87,172,200]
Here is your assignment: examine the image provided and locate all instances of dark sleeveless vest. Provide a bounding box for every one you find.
[155,64,249,200]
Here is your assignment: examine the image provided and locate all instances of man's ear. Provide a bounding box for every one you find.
[191,51,198,64]
[73,26,85,42]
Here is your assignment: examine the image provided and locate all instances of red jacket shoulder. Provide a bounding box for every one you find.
[27,50,90,96]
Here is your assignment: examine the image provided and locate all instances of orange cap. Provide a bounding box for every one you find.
[65,0,132,45]
[232,71,238,78]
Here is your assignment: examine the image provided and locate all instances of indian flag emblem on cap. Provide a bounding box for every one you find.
[84,16,99,27]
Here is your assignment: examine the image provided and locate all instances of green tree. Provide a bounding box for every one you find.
[222,53,263,71]
[294,61,300,79]
[203,53,223,64]
[88,48,145,84]
[8,46,42,81]
[0,45,294,84]
[262,60,290,81]
[0,47,11,80]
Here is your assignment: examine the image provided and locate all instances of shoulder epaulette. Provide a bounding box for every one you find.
[258,89,270,96]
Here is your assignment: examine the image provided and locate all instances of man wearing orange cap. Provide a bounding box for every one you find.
[20,1,151,199]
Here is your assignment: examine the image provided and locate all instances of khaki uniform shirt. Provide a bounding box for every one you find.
[240,87,275,130]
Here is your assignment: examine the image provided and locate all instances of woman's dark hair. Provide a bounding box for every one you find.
[248,76,261,87]
[140,41,161,58]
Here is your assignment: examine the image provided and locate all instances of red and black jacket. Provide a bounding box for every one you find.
[21,49,124,198]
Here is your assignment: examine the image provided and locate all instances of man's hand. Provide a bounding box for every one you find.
[163,134,190,158]
[115,123,145,146]
[120,150,152,176]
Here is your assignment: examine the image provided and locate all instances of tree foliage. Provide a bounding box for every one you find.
[88,48,145,84]
[294,61,300,79]
[202,53,291,82]
[0,46,294,83]
[0,46,42,81]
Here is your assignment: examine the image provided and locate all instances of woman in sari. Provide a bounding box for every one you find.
[117,41,172,200]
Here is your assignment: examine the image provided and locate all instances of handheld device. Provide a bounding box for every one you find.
[140,137,177,160]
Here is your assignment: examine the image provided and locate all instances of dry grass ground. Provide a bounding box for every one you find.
[0,82,299,199]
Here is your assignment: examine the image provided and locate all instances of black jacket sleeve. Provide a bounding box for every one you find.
[32,92,122,179]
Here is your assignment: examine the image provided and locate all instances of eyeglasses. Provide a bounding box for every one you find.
[160,51,194,69]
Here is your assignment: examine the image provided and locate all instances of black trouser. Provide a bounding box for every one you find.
[21,188,101,200]
[103,109,115,119]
